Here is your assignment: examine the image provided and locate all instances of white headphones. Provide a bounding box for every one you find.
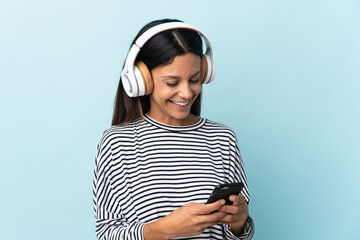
[121,22,216,97]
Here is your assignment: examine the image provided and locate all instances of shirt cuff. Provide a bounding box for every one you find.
[224,216,255,240]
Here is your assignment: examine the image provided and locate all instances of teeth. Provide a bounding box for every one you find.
[172,100,189,106]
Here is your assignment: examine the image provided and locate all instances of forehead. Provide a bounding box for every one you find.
[153,53,201,76]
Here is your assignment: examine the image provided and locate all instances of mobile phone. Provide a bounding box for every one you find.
[206,182,244,205]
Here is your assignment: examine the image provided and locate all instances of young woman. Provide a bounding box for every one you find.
[93,19,254,240]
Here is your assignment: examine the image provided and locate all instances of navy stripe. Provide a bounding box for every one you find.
[93,115,253,239]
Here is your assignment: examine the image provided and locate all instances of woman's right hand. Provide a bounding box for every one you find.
[144,199,227,240]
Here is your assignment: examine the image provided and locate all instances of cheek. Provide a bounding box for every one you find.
[152,80,166,94]
[152,85,173,101]
[193,84,202,95]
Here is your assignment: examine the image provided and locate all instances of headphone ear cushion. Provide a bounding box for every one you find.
[135,61,154,95]
[200,55,209,84]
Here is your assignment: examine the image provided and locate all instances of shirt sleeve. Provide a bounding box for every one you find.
[223,131,255,239]
[223,216,255,240]
[92,134,145,240]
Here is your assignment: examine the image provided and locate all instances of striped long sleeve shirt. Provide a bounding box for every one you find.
[93,115,254,239]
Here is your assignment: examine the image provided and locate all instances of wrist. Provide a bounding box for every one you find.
[229,221,245,236]
[143,217,175,240]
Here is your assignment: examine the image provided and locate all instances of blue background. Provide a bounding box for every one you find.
[1,0,359,239]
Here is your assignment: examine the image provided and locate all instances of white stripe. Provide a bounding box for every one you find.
[93,115,252,239]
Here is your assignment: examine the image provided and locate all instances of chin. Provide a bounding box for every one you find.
[169,110,192,120]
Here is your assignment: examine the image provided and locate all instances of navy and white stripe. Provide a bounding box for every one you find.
[93,115,254,239]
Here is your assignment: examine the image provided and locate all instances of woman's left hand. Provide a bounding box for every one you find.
[218,194,248,236]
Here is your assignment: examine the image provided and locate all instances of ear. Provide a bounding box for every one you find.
[135,61,154,95]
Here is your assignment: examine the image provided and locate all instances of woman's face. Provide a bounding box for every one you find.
[148,53,202,126]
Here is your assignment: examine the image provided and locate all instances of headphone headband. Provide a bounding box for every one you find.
[121,22,216,97]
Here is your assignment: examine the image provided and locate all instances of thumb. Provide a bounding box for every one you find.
[203,199,226,214]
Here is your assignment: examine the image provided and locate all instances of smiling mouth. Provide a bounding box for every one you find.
[170,100,190,106]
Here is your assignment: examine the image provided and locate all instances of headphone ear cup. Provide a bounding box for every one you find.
[200,55,209,84]
[135,61,154,95]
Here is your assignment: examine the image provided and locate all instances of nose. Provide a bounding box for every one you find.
[178,81,192,99]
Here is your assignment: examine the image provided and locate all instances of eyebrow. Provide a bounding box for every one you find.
[160,71,201,80]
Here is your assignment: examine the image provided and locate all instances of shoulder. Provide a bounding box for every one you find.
[98,118,147,147]
[202,119,237,138]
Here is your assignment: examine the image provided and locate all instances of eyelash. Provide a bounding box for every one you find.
[166,79,200,87]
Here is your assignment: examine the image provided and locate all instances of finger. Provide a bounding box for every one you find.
[229,194,246,205]
[219,213,240,223]
[197,209,228,223]
[220,213,248,225]
[219,204,241,215]
[194,199,225,215]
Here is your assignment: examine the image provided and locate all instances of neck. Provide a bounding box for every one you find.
[146,112,200,126]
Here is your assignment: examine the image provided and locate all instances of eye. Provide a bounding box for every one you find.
[166,82,178,87]
[190,79,200,83]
